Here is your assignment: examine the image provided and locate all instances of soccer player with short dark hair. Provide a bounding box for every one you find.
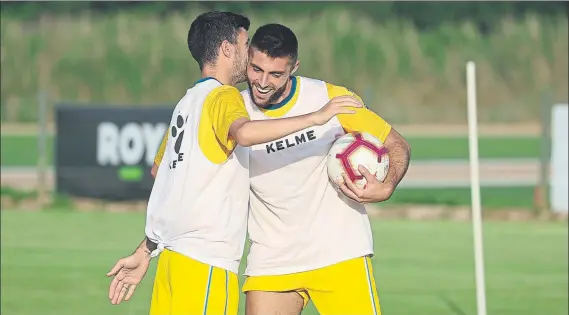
[106,13,362,315]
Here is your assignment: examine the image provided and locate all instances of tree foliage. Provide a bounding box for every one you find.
[2,1,567,33]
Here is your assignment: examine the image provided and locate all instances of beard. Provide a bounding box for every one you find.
[246,79,289,108]
[231,53,248,84]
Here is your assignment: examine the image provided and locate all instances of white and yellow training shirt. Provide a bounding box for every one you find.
[242,76,392,276]
[146,77,250,274]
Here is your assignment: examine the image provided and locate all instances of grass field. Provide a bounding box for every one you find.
[383,186,537,209]
[0,186,539,210]
[0,135,540,166]
[1,211,567,315]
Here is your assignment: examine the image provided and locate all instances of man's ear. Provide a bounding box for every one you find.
[291,59,300,75]
[220,40,233,58]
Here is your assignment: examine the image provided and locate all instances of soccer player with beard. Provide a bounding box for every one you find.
[241,24,411,315]
[106,13,363,315]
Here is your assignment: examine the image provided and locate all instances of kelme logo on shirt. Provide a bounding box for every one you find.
[266,129,317,154]
[97,121,167,181]
[168,113,187,169]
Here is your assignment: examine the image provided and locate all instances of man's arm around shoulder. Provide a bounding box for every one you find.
[216,85,363,147]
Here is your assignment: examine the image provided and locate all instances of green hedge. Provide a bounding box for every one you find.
[2,2,566,28]
[1,7,567,123]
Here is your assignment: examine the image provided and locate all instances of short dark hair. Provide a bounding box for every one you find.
[250,23,298,64]
[187,11,250,70]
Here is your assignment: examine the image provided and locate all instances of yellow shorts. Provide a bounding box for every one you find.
[242,256,381,315]
[149,249,239,315]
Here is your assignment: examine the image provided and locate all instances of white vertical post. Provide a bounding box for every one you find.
[466,61,488,315]
[550,104,569,213]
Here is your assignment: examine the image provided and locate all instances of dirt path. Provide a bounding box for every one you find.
[3,159,565,221]
[1,123,541,137]
[0,159,542,190]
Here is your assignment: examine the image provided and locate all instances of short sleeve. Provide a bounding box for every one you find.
[205,86,250,150]
[326,83,392,142]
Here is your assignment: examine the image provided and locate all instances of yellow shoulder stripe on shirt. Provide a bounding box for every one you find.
[325,83,392,143]
[153,85,250,167]
[198,85,249,164]
[154,131,169,166]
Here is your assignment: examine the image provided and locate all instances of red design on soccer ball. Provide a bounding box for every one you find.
[335,132,388,182]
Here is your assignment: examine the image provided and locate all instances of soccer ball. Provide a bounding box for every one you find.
[327,132,390,189]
